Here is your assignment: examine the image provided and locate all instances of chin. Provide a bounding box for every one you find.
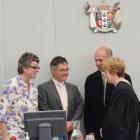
[31,75,36,79]
[62,78,67,81]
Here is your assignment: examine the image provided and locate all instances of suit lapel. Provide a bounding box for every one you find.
[65,82,71,118]
[49,80,63,109]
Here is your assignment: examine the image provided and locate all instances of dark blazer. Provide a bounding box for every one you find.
[37,79,84,121]
[102,81,140,140]
[84,70,132,134]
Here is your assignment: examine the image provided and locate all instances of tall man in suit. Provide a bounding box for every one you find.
[84,47,132,140]
[38,56,84,138]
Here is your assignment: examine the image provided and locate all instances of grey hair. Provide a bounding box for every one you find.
[50,56,68,71]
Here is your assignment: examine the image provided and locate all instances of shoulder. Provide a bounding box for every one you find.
[117,81,131,89]
[65,82,78,89]
[115,82,135,98]
[86,70,101,82]
[38,80,52,88]
[5,76,18,85]
[86,70,100,79]
[2,76,18,90]
[65,82,81,95]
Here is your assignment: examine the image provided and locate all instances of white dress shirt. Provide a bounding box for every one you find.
[52,78,68,116]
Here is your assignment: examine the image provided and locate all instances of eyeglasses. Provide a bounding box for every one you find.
[59,68,70,73]
[29,66,40,70]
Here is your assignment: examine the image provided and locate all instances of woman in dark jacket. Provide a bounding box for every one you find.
[101,57,140,140]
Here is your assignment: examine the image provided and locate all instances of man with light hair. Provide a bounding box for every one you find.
[84,47,132,140]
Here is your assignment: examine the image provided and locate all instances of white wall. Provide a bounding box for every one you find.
[0,0,140,99]
[0,0,5,91]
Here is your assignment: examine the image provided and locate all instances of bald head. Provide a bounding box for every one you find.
[94,47,113,71]
[95,47,113,57]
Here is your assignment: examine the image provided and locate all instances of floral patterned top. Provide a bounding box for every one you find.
[0,76,38,139]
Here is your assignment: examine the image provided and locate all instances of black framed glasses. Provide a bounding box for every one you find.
[29,66,40,70]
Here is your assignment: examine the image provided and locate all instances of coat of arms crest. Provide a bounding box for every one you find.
[84,1,121,33]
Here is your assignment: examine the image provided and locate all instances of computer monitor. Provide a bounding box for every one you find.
[24,110,67,140]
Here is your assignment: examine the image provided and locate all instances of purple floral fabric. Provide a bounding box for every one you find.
[0,76,38,139]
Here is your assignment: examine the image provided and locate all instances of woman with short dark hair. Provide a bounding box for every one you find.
[0,52,40,140]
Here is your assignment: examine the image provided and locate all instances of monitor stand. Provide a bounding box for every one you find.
[38,123,52,140]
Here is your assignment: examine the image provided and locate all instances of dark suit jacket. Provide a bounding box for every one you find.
[84,70,132,134]
[102,81,139,140]
[37,79,84,121]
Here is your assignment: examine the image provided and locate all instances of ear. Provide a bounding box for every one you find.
[110,71,116,76]
[23,67,29,73]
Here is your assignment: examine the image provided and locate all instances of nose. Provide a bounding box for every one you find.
[36,68,40,72]
[64,70,68,75]
[96,61,101,66]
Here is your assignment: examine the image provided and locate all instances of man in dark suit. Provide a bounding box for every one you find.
[38,56,84,138]
[84,47,132,140]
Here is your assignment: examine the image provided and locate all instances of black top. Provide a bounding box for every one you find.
[84,70,132,134]
[102,81,140,140]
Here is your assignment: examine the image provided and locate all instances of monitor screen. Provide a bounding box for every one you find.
[24,110,67,140]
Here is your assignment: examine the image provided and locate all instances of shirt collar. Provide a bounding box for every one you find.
[17,75,33,88]
[52,78,64,87]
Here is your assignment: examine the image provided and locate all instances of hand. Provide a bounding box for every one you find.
[86,133,95,140]
[0,122,10,140]
[66,121,73,132]
[2,135,10,140]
